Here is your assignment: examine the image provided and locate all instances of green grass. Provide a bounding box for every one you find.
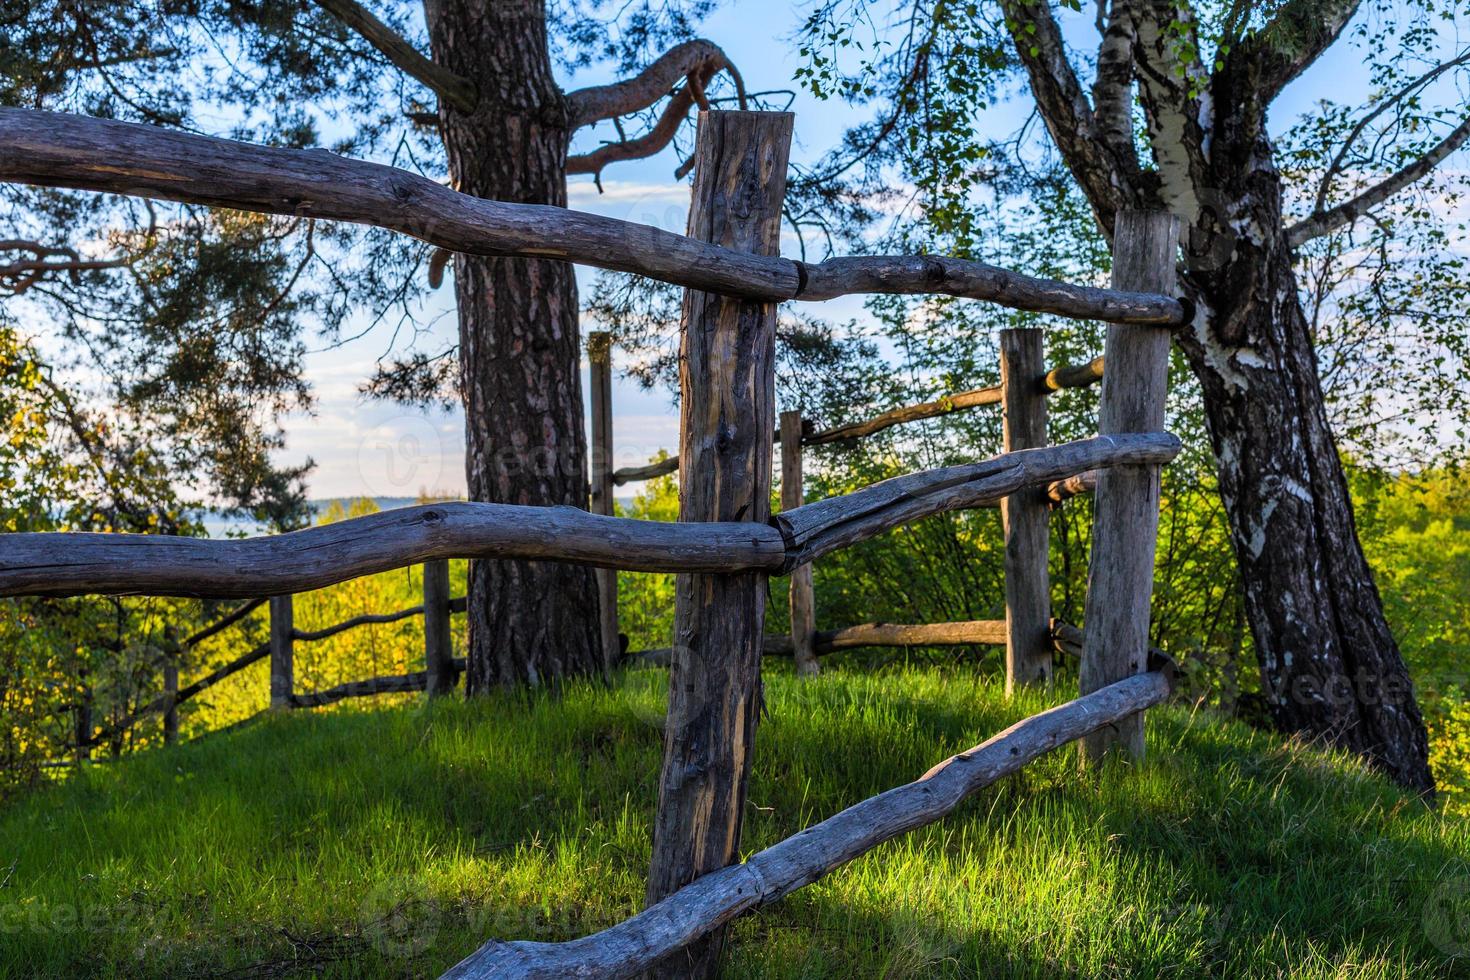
[2,665,1469,978]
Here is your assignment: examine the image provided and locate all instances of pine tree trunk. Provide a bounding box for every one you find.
[1179,167,1433,795]
[426,0,601,689]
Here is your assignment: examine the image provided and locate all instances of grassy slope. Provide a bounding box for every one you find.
[2,666,1468,979]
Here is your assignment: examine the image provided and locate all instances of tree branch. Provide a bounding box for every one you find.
[1131,0,1212,220]
[1228,0,1361,112]
[1287,110,1470,247]
[998,0,1139,233]
[311,0,476,112]
[564,38,744,129]
[1090,0,1137,161]
[567,82,698,179]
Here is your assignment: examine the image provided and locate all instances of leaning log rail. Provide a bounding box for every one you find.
[610,351,1109,486]
[442,670,1173,979]
[0,434,1178,599]
[0,109,1188,326]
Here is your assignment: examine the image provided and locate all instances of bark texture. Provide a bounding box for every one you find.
[426,0,601,690]
[1177,135,1432,793]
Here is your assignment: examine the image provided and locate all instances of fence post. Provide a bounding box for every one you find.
[269,594,294,710]
[780,410,819,676]
[1079,210,1180,764]
[162,627,180,745]
[588,330,621,677]
[645,110,793,979]
[1000,327,1052,692]
[423,559,455,697]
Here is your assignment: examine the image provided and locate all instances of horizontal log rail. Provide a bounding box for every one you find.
[288,656,468,709]
[635,619,1008,666]
[611,354,1110,486]
[77,595,469,746]
[0,434,1179,599]
[442,670,1173,979]
[0,110,1188,325]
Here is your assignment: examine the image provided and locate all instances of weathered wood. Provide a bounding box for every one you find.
[269,595,294,711]
[777,433,1181,569]
[803,385,1002,445]
[1043,355,1105,391]
[1080,211,1180,765]
[587,332,621,677]
[0,437,1175,600]
[441,671,1173,980]
[1000,328,1053,692]
[0,109,1188,325]
[423,559,455,697]
[646,111,792,980]
[634,619,1009,666]
[0,503,788,598]
[780,410,819,677]
[162,634,180,745]
[611,359,1102,486]
[1047,470,1097,505]
[290,669,431,708]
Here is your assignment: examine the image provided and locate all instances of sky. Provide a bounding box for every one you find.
[277,0,1425,503]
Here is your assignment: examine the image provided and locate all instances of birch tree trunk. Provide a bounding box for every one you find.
[1179,174,1433,794]
[426,0,601,689]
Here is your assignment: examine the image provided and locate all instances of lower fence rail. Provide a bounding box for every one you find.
[442,670,1172,980]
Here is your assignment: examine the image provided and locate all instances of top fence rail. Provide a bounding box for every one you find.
[0,109,1188,327]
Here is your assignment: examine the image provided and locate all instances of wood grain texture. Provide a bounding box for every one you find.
[423,559,456,697]
[635,620,1009,666]
[777,433,1180,569]
[645,111,791,979]
[0,110,1188,324]
[780,410,819,677]
[269,595,294,711]
[0,438,1173,600]
[587,332,620,677]
[1047,470,1097,504]
[1080,211,1180,765]
[611,358,1104,486]
[1000,329,1052,692]
[442,671,1173,980]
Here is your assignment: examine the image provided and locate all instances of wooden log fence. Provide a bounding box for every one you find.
[442,670,1173,979]
[0,108,1189,326]
[0,104,1187,979]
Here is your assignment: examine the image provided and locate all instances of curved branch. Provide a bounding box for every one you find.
[1288,110,1470,247]
[565,39,744,129]
[567,82,698,177]
[0,109,1187,323]
[311,0,476,112]
[0,238,130,294]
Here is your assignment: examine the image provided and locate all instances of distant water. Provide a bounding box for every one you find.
[198,497,424,538]
[198,494,638,537]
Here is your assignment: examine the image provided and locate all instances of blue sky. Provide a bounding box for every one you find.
[283,0,1423,501]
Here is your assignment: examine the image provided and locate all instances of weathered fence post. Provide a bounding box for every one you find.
[781,409,819,676]
[1079,210,1180,764]
[588,330,621,677]
[645,110,793,979]
[423,559,455,697]
[162,628,180,745]
[269,594,294,710]
[1000,327,1052,692]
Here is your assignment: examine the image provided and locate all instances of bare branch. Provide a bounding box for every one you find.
[1091,0,1136,160]
[1288,110,1470,247]
[311,0,476,112]
[565,38,745,129]
[567,83,698,178]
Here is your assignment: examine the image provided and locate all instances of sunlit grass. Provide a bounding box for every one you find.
[2,666,1467,978]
